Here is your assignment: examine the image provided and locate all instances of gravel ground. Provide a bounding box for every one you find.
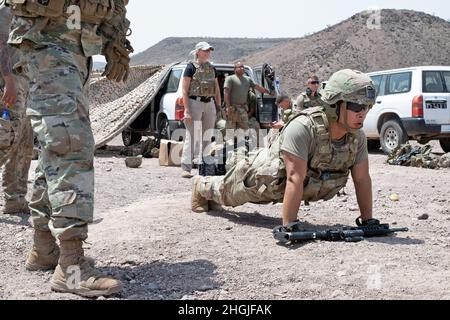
[0,139,449,300]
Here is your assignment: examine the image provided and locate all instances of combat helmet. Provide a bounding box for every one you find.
[319,69,376,123]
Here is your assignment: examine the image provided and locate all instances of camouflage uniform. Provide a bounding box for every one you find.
[8,0,132,297]
[295,91,325,112]
[0,4,33,214]
[226,104,250,130]
[192,69,376,212]
[8,12,99,239]
[195,108,359,208]
[280,99,298,124]
[7,0,133,238]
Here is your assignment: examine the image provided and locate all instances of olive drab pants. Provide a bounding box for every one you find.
[0,73,34,208]
[21,43,95,241]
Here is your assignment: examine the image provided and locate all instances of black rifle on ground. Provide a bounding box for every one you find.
[273,220,408,244]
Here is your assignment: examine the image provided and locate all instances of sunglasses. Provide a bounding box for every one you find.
[346,102,369,113]
[309,81,320,85]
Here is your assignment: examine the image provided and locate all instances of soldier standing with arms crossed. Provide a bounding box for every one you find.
[6,0,133,297]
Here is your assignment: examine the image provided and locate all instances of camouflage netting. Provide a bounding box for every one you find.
[387,144,450,169]
[89,64,176,149]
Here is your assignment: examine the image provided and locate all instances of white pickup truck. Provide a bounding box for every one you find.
[364,66,450,154]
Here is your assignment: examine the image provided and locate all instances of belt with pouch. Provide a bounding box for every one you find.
[190,96,214,103]
[307,170,347,182]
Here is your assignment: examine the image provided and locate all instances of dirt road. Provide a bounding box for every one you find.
[1,140,449,300]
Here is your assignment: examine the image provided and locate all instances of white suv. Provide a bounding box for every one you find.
[121,63,277,146]
[364,66,450,154]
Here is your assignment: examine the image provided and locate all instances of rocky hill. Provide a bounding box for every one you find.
[241,9,450,95]
[131,37,292,66]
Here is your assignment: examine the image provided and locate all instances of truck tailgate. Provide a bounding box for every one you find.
[423,93,450,125]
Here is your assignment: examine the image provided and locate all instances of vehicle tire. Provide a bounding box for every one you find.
[157,115,171,141]
[122,130,142,147]
[439,138,450,153]
[417,137,431,145]
[367,140,381,151]
[380,120,408,155]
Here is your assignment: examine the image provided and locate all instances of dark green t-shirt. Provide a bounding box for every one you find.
[224,74,256,105]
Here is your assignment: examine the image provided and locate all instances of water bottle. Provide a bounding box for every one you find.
[2,108,10,121]
[275,77,281,95]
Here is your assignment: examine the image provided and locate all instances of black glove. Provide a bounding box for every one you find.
[273,220,301,233]
[356,217,380,227]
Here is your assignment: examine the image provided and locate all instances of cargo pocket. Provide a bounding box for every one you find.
[39,116,84,156]
[226,159,257,206]
[240,111,249,124]
[0,119,14,150]
[254,157,286,202]
[50,190,78,218]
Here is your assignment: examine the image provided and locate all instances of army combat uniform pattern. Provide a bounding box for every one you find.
[0,4,33,213]
[7,0,113,240]
[195,107,367,208]
[7,0,132,298]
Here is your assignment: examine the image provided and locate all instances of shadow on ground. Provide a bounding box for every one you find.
[0,213,31,227]
[101,259,220,300]
[207,209,282,230]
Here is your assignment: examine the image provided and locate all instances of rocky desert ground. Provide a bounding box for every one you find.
[0,138,449,300]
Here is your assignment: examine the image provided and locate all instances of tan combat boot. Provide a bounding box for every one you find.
[3,199,30,215]
[25,230,60,271]
[51,239,122,298]
[191,176,209,213]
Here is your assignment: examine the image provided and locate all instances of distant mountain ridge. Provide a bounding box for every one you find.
[131,37,293,65]
[129,10,450,97]
[240,9,450,95]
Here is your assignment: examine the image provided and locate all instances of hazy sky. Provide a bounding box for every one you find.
[94,0,449,62]
[125,0,449,53]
